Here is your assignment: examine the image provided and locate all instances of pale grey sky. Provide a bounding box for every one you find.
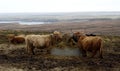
[0,0,119,13]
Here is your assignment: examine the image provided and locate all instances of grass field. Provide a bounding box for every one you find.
[0,30,119,71]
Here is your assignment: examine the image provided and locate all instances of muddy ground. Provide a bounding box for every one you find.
[0,43,120,71]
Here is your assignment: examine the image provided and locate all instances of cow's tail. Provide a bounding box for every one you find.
[99,38,103,58]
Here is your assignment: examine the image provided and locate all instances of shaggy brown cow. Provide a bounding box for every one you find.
[72,32,103,58]
[10,36,25,44]
[7,34,25,44]
[25,32,62,55]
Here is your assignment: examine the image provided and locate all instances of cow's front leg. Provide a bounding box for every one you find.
[30,47,35,55]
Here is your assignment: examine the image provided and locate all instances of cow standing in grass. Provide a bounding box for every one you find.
[72,32,103,58]
[7,34,25,47]
[25,31,62,55]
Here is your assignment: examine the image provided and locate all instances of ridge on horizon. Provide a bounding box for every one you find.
[0,11,120,16]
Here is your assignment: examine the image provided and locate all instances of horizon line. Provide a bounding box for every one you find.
[0,11,120,14]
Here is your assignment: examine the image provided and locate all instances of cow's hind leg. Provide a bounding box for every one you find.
[99,48,103,59]
[91,50,97,58]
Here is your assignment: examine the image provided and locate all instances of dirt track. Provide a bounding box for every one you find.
[0,44,120,71]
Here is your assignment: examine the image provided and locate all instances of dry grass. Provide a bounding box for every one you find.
[0,31,120,71]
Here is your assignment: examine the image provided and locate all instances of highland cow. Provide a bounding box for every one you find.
[25,31,62,55]
[7,34,25,46]
[72,32,103,58]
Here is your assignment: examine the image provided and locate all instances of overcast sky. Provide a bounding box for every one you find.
[0,0,119,13]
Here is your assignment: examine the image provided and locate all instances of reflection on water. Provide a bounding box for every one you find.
[20,21,51,25]
[0,21,51,25]
[51,47,81,56]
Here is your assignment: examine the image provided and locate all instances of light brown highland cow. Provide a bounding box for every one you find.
[72,32,103,58]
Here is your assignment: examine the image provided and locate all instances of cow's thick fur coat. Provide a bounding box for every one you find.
[25,34,59,55]
[7,34,25,47]
[72,32,103,58]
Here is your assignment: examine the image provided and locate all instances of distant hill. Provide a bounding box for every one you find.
[0,19,120,35]
[0,12,120,35]
[0,12,120,23]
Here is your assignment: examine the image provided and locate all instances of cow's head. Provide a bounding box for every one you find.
[53,31,62,42]
[72,32,81,42]
[7,34,15,41]
[50,31,63,45]
[71,32,85,42]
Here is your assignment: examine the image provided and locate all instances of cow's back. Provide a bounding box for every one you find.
[25,35,51,47]
[80,36,102,51]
